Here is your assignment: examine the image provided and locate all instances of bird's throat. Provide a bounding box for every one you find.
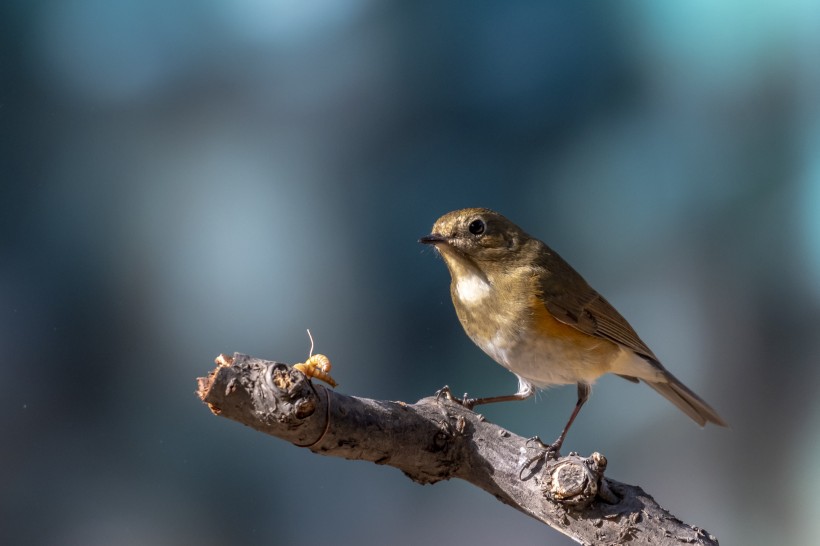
[454,271,492,305]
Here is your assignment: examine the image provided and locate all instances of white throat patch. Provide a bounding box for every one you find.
[455,272,491,305]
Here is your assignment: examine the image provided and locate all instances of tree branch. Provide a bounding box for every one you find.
[196,353,719,546]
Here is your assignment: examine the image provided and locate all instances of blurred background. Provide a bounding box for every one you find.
[2,1,819,544]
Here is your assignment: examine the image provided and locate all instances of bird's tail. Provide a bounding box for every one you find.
[645,372,728,427]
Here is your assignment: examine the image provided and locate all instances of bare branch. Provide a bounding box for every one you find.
[197,353,719,546]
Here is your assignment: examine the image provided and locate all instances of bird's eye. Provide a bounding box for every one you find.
[468,219,485,235]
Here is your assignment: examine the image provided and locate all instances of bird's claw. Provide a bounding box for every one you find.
[435,385,455,402]
[519,436,563,480]
[526,435,563,459]
[435,386,477,410]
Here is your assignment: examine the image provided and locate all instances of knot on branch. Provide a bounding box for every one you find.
[541,452,618,509]
[264,362,320,420]
[197,354,329,447]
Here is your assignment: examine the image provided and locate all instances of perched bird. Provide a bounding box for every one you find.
[420,208,727,453]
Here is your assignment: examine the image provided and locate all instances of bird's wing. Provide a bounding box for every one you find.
[537,245,660,363]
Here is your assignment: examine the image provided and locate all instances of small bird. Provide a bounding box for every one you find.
[420,208,727,454]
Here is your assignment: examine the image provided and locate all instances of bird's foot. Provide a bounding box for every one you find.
[434,385,477,410]
[526,435,563,456]
[519,436,563,480]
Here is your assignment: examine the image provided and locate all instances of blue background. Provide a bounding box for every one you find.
[3,1,820,544]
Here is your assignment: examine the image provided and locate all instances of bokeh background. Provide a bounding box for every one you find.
[3,1,820,545]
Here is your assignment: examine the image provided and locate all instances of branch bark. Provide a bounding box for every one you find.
[196,353,719,546]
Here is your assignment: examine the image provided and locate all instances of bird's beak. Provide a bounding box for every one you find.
[419,233,448,245]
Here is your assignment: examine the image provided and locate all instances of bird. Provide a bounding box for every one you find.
[420,207,727,454]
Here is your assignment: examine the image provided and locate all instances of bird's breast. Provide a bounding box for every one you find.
[450,272,530,369]
[452,277,620,387]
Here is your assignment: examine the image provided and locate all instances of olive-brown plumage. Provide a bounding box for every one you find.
[420,208,726,452]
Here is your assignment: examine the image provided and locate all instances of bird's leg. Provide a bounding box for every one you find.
[551,382,590,453]
[528,382,591,457]
[436,383,535,410]
[520,383,590,478]
[463,391,532,411]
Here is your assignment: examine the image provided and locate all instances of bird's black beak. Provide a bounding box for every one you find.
[419,233,447,245]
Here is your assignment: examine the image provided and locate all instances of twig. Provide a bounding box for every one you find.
[196,353,719,546]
